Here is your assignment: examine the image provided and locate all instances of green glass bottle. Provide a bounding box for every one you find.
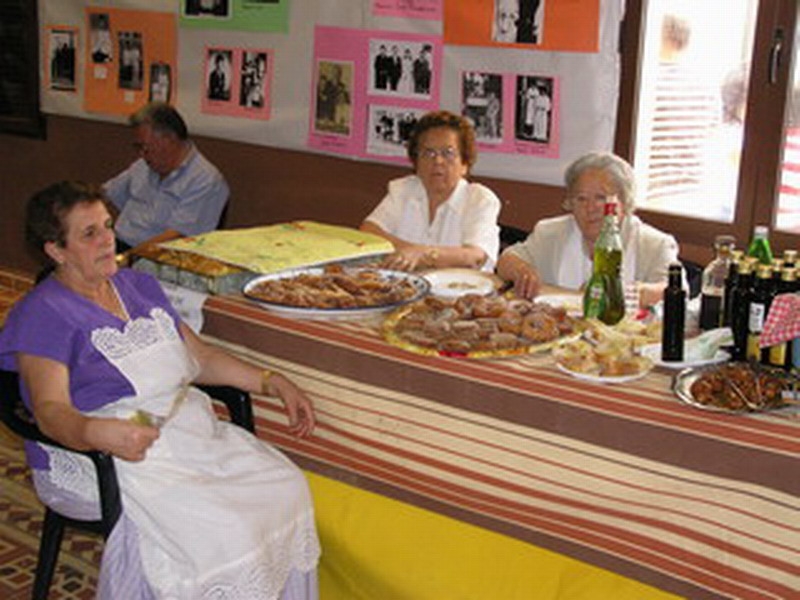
[747,225,774,265]
[583,200,624,325]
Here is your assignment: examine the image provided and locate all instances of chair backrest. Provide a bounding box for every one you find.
[0,368,122,528]
[0,368,43,442]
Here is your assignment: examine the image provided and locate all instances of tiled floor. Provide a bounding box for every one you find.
[0,442,100,599]
[0,269,32,327]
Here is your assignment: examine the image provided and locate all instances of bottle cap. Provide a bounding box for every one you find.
[756,264,773,278]
[753,225,769,237]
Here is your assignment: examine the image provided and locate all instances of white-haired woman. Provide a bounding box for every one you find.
[496,152,680,308]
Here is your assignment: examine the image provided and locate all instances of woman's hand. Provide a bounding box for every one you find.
[510,266,540,299]
[496,253,541,299]
[265,373,316,438]
[85,417,160,462]
[381,245,434,271]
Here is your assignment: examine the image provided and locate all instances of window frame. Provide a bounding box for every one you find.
[0,0,46,139]
[614,0,799,263]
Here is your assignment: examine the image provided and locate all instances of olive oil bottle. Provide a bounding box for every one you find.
[583,199,624,325]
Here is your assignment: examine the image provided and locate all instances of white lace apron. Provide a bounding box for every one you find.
[40,308,320,599]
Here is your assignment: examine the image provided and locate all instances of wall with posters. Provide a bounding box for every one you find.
[0,0,627,274]
[37,0,619,187]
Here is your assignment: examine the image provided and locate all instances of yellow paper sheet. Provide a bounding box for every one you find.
[161,221,393,274]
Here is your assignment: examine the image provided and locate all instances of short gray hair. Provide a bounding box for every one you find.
[563,152,636,215]
[129,102,188,141]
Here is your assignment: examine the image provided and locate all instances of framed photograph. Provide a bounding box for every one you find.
[313,60,354,136]
[90,13,113,64]
[184,0,231,18]
[206,48,233,102]
[515,75,553,143]
[462,71,503,143]
[48,29,77,91]
[368,39,432,99]
[239,51,268,108]
[118,32,144,91]
[367,105,425,157]
[492,0,545,45]
[149,62,172,103]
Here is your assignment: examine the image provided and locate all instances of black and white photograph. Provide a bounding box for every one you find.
[368,39,432,98]
[89,13,112,64]
[184,0,231,18]
[492,0,546,45]
[314,60,353,136]
[149,62,172,103]
[515,75,553,143]
[462,71,503,144]
[239,52,268,109]
[118,32,143,91]
[49,29,76,91]
[367,105,425,158]
[206,49,233,102]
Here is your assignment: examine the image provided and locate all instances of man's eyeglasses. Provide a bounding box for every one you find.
[419,147,460,162]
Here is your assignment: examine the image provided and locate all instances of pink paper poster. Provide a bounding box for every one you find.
[372,0,443,21]
[461,70,559,158]
[201,46,274,120]
[308,26,442,164]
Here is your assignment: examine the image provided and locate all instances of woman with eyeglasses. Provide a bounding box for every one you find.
[496,152,680,307]
[360,110,501,272]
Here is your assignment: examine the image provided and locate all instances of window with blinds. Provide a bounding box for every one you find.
[0,0,45,138]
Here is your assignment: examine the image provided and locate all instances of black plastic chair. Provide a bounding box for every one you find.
[0,368,253,599]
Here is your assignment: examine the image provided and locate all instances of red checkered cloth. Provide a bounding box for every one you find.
[760,293,800,347]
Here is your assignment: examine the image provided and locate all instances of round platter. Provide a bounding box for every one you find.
[555,362,652,384]
[672,363,793,414]
[535,294,583,317]
[422,268,498,298]
[639,344,731,370]
[243,267,430,320]
[382,302,575,359]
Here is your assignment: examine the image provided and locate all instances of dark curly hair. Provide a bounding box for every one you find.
[25,181,114,260]
[406,110,477,173]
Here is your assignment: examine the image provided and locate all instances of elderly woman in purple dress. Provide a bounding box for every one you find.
[0,181,320,599]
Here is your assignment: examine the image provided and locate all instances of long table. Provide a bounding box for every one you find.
[202,294,799,599]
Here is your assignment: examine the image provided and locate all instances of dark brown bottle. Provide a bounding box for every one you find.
[747,264,776,363]
[661,264,685,362]
[721,250,743,327]
[699,235,735,330]
[730,259,754,361]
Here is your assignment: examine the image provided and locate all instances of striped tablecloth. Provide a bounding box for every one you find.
[203,295,800,600]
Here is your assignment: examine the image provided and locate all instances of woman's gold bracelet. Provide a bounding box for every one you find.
[424,248,439,268]
[261,369,275,395]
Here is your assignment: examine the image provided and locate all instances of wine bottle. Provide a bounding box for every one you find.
[582,199,624,325]
[699,235,735,330]
[747,264,775,363]
[730,259,754,361]
[661,264,685,362]
[721,251,741,327]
